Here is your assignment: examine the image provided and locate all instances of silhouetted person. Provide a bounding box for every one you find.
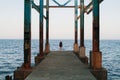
[59,41,63,50]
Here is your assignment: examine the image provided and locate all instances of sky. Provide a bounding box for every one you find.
[0,0,120,40]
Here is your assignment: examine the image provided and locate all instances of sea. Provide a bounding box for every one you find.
[0,39,120,80]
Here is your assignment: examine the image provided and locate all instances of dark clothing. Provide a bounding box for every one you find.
[59,42,63,48]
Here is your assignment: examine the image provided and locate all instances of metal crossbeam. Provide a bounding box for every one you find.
[52,0,61,6]
[31,0,46,19]
[85,0,103,12]
[63,0,72,6]
[85,0,103,14]
[77,0,103,20]
[32,5,80,9]
[31,0,39,12]
[31,0,103,20]
[52,0,72,6]
[46,6,80,8]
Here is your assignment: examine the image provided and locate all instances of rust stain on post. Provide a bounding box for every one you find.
[93,18,99,52]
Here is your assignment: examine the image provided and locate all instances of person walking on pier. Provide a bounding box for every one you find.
[59,41,63,51]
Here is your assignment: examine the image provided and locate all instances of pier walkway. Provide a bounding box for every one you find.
[25,51,96,80]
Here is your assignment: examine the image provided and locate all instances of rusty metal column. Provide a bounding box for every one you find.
[74,0,79,53]
[79,0,86,57]
[45,0,50,54]
[23,0,31,69]
[80,0,84,47]
[39,0,44,57]
[14,0,32,79]
[92,0,102,69]
[35,0,44,65]
[79,0,88,64]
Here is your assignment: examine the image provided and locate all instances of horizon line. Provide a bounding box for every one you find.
[0,38,120,40]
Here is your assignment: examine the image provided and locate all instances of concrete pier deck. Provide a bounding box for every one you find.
[25,51,96,80]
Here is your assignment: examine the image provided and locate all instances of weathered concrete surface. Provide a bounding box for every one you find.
[26,51,96,80]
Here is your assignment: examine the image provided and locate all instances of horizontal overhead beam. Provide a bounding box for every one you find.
[44,6,81,8]
[32,5,82,9]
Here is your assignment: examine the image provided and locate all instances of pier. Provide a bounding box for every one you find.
[26,51,96,80]
[6,0,107,80]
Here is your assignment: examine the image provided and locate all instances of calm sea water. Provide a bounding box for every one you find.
[0,39,120,80]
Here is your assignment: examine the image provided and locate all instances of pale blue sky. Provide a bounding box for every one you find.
[0,0,119,39]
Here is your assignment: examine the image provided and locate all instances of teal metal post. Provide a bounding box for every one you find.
[46,0,49,45]
[23,0,31,68]
[39,0,44,57]
[74,0,78,44]
[74,0,79,53]
[79,0,88,64]
[45,0,50,53]
[93,0,99,52]
[80,0,84,47]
